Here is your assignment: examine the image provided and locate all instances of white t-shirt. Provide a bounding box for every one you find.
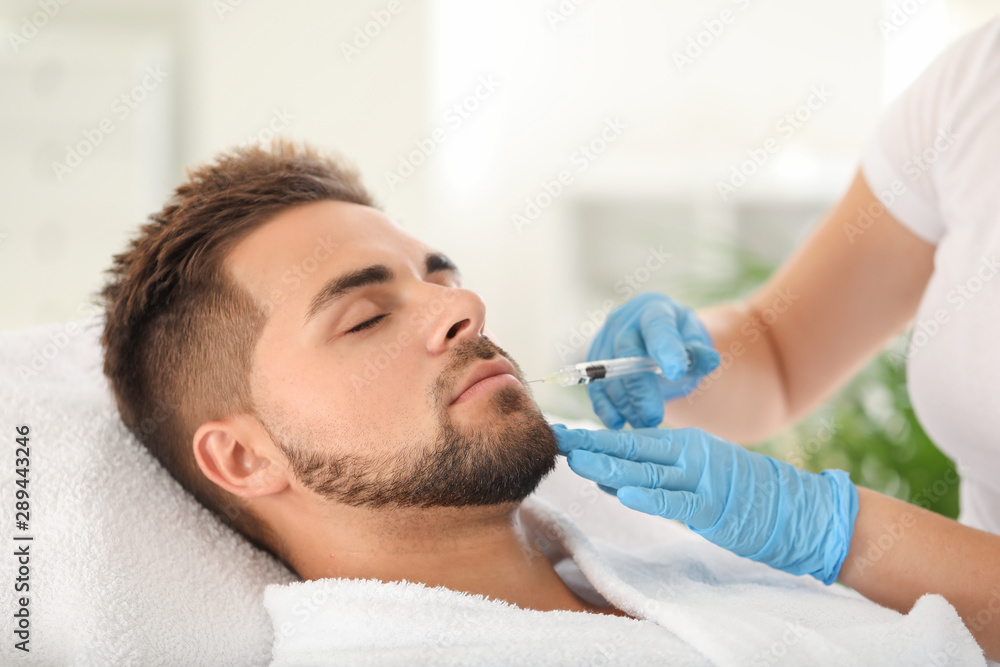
[860,15,1000,534]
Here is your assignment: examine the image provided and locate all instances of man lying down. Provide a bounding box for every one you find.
[96,139,985,666]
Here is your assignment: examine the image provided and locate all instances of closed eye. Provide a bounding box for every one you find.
[346,313,388,334]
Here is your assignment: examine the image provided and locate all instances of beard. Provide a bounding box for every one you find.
[267,336,559,509]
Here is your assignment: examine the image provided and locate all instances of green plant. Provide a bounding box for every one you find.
[763,346,959,518]
[692,236,959,518]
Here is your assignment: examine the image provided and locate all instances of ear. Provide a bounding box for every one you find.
[192,415,289,499]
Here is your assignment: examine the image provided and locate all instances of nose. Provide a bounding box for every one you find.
[421,286,487,355]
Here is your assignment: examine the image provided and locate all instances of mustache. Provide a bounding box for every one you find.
[431,336,524,407]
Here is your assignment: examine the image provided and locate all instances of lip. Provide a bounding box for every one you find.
[449,357,521,406]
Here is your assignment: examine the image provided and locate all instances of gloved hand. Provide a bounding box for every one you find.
[587,292,721,430]
[551,424,859,585]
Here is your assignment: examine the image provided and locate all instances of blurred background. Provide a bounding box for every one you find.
[4,0,999,517]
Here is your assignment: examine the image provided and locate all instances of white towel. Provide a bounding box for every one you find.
[264,494,986,666]
[0,318,296,666]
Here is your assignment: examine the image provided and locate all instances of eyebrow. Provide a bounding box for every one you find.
[303,252,460,325]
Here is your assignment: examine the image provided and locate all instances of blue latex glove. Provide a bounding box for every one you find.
[587,292,721,430]
[551,424,859,585]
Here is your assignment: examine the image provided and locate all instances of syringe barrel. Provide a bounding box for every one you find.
[567,349,695,385]
[571,356,663,380]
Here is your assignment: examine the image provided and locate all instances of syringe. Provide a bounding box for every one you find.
[528,350,694,387]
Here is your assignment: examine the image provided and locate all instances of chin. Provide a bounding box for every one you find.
[487,384,538,415]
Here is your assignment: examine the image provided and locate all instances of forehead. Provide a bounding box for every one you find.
[225,200,426,307]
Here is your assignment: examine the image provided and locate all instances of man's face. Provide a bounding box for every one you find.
[225,200,557,510]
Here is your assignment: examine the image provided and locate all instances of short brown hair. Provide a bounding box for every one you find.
[97,138,375,568]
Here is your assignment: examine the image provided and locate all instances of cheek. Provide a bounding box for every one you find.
[299,350,439,437]
[350,360,432,419]
[335,336,424,398]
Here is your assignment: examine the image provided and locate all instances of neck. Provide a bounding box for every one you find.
[283,499,605,614]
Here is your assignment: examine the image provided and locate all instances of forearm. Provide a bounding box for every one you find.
[661,172,935,445]
[839,487,1000,660]
[661,300,791,444]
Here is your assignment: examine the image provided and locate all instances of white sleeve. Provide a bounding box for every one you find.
[859,21,995,244]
